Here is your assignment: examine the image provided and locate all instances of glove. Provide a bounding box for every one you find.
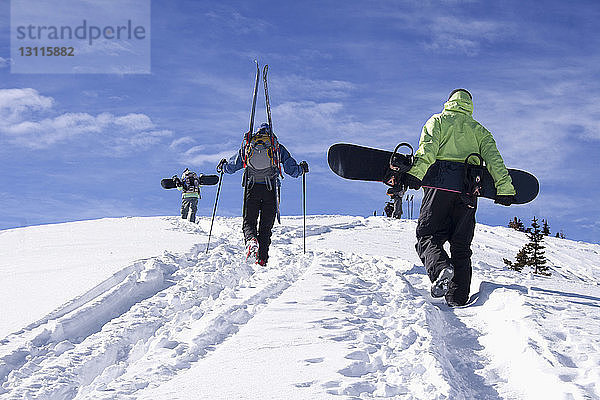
[494,195,514,206]
[402,173,422,190]
[217,158,227,172]
[299,161,309,174]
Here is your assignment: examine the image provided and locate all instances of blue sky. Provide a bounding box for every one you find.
[1,0,599,243]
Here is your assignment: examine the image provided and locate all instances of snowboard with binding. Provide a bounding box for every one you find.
[327,143,539,204]
[161,175,220,189]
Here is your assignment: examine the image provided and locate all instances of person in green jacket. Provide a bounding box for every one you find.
[175,168,201,223]
[402,89,515,306]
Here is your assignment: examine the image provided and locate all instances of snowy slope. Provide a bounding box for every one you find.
[1,215,599,399]
[0,217,209,339]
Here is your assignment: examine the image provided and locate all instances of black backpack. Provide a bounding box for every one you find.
[182,171,199,193]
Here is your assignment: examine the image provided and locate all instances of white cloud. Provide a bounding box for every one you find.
[174,100,368,167]
[176,144,233,167]
[113,129,173,154]
[189,72,249,99]
[114,113,155,131]
[469,63,600,182]
[169,136,196,149]
[365,6,515,56]
[425,17,514,56]
[188,72,357,116]
[168,98,406,174]
[184,145,207,155]
[184,150,233,167]
[273,101,400,155]
[0,88,54,124]
[4,112,104,148]
[0,88,172,153]
[75,39,139,56]
[204,9,269,34]
[273,75,357,100]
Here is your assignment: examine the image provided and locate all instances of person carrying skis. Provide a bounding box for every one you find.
[402,89,515,306]
[218,123,309,266]
[174,168,202,223]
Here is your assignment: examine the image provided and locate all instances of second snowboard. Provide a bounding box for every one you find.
[328,143,539,205]
[161,175,220,189]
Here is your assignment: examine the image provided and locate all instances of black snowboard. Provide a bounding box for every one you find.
[328,143,539,205]
[161,175,220,189]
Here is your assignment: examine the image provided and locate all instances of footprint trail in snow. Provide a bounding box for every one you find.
[1,215,599,399]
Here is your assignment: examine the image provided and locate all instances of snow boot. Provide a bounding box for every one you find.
[446,299,467,307]
[256,258,267,266]
[245,237,259,262]
[431,266,454,298]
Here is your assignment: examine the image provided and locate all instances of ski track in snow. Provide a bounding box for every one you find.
[1,218,314,399]
[1,216,599,399]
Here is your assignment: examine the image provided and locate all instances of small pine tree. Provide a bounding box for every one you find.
[527,217,550,276]
[508,217,525,232]
[505,217,551,276]
[541,219,551,236]
[503,246,529,272]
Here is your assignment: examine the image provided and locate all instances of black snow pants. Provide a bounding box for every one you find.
[415,187,477,305]
[243,183,277,262]
[392,194,403,219]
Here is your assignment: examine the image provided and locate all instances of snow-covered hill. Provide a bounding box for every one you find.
[1,216,599,399]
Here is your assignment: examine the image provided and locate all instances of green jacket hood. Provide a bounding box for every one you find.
[407,89,516,196]
[443,90,474,116]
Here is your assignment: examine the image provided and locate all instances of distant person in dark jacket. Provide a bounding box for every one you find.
[384,202,393,218]
[387,187,404,219]
[218,123,308,266]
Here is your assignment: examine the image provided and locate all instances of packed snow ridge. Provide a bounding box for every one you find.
[1,215,599,399]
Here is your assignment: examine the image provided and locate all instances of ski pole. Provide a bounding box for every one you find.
[302,170,306,254]
[206,169,224,253]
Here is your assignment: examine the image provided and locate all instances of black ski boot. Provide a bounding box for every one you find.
[431,266,454,298]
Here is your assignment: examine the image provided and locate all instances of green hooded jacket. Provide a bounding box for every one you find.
[407,90,516,196]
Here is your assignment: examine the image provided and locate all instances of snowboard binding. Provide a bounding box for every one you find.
[463,153,485,196]
[384,142,414,188]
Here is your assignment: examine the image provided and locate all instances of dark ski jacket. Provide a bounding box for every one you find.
[176,172,201,199]
[408,90,516,196]
[222,143,303,183]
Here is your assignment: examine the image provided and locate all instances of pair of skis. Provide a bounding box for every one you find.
[245,61,276,154]
[244,60,282,224]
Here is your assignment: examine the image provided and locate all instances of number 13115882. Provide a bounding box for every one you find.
[19,47,75,56]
